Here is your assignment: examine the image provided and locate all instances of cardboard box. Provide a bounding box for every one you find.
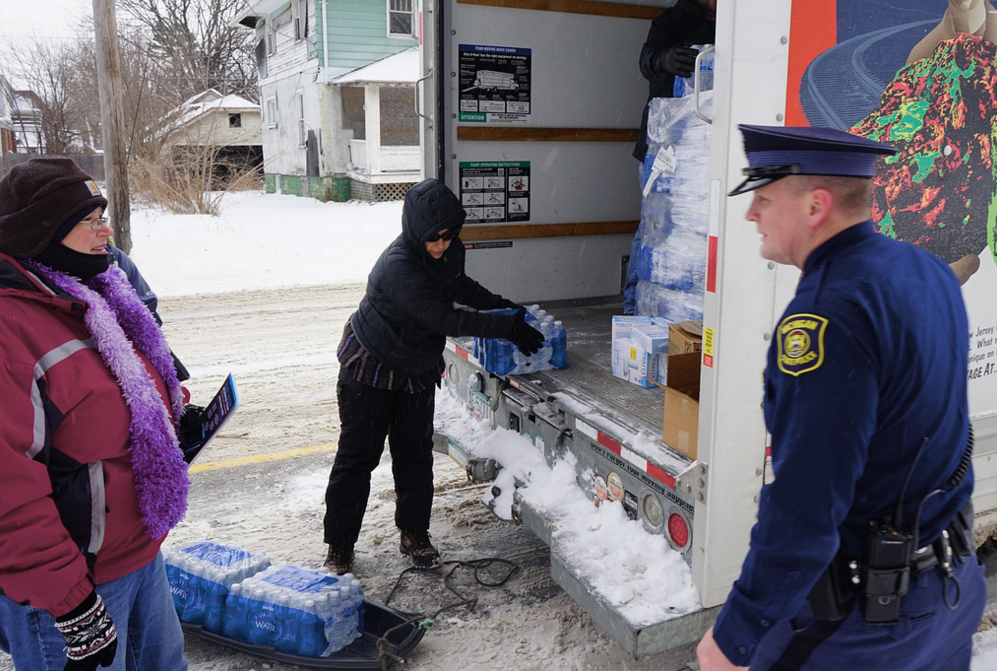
[660,352,701,459]
[667,320,704,356]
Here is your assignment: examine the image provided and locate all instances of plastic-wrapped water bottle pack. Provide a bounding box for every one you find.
[473,306,568,376]
[634,69,713,321]
[635,280,705,323]
[163,540,271,634]
[163,541,365,657]
[223,564,365,657]
[638,226,708,292]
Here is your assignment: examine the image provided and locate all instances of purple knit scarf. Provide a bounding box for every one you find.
[31,262,189,540]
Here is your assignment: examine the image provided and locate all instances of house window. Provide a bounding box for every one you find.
[229,113,242,128]
[267,20,277,55]
[266,96,278,128]
[388,0,414,37]
[294,0,308,39]
[296,92,306,146]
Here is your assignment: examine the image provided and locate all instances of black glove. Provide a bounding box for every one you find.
[179,404,207,450]
[655,46,698,78]
[495,297,520,310]
[507,310,545,357]
[55,592,117,671]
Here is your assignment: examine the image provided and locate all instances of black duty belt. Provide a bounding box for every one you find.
[807,500,975,623]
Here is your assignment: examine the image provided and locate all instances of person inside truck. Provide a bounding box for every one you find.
[696,125,985,671]
[0,158,191,670]
[623,0,717,315]
[322,178,544,575]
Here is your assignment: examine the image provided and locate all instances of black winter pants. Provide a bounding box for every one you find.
[323,377,436,548]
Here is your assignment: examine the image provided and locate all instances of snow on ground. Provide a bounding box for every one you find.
[127,191,403,297]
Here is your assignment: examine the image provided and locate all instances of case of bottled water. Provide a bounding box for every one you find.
[473,307,568,376]
[162,540,271,633]
[633,80,712,321]
[222,563,365,657]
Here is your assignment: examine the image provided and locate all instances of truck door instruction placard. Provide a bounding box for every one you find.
[459,45,531,123]
[459,161,530,223]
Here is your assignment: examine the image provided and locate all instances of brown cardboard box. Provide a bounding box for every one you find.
[660,352,701,460]
[667,320,704,356]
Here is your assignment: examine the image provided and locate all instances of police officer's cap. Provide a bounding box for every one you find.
[728,124,898,196]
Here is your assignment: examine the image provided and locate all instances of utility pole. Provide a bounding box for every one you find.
[92,0,132,253]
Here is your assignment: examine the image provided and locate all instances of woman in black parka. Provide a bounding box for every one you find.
[323,178,543,574]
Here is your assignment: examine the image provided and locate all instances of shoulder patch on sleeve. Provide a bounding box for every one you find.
[776,313,829,376]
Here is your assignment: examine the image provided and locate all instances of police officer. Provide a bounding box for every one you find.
[696,125,985,670]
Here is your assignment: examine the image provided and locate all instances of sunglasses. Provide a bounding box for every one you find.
[426,228,461,243]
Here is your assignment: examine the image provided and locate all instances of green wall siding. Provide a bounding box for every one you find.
[314,0,417,68]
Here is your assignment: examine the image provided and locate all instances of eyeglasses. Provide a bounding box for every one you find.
[85,216,110,232]
[426,228,460,243]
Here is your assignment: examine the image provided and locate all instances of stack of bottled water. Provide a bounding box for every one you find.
[222,563,365,657]
[635,48,713,323]
[162,540,271,633]
[473,306,568,376]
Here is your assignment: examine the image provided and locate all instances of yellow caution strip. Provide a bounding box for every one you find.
[188,444,337,474]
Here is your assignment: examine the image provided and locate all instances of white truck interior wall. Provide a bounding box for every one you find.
[438,1,656,301]
[464,233,633,303]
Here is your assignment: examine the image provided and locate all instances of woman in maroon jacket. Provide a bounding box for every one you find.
[0,159,191,670]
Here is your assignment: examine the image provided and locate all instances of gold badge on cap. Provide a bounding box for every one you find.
[777,313,828,376]
[84,180,102,197]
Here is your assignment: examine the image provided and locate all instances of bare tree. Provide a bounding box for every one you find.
[5,39,95,154]
[116,0,258,102]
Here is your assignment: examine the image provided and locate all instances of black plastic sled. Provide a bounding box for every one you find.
[180,601,425,669]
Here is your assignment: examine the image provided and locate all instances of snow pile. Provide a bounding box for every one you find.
[434,389,701,628]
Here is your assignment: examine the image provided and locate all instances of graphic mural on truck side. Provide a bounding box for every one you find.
[787,0,997,413]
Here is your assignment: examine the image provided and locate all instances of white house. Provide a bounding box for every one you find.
[234,0,421,201]
[11,91,45,155]
[0,76,15,154]
[156,89,264,175]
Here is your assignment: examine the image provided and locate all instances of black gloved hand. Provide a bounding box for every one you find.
[655,46,698,78]
[507,309,545,357]
[55,592,117,671]
[495,297,520,310]
[179,404,207,450]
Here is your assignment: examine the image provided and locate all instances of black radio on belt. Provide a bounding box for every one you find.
[861,522,915,625]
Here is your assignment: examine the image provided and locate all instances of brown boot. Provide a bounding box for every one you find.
[324,544,354,575]
[399,529,441,569]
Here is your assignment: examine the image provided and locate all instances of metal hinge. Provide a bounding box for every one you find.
[675,461,708,503]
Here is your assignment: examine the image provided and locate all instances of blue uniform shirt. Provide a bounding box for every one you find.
[713,221,973,666]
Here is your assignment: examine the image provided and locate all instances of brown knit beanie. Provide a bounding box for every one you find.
[0,158,109,258]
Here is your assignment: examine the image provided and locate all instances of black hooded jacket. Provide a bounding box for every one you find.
[633,0,716,161]
[350,179,518,379]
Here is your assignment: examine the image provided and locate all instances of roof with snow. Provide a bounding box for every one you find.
[154,89,260,139]
[329,46,420,86]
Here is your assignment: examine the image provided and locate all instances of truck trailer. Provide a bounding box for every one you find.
[417,0,997,656]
